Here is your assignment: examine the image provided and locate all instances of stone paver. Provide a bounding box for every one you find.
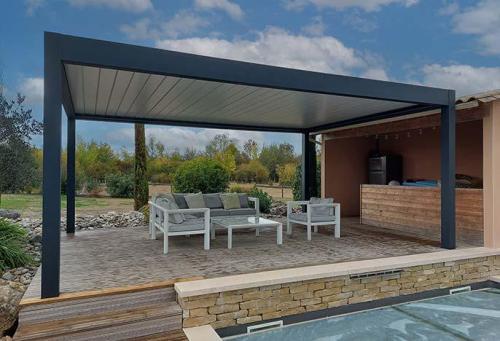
[25,218,481,298]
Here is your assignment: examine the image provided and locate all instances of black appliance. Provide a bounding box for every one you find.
[368,155,402,185]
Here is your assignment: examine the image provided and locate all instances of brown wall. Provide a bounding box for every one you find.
[324,120,483,217]
[323,137,374,216]
[379,120,483,180]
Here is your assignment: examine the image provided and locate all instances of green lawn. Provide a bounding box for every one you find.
[0,194,134,217]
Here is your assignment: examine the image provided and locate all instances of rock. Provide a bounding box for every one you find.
[269,202,287,217]
[0,273,14,282]
[0,280,24,334]
[0,210,20,220]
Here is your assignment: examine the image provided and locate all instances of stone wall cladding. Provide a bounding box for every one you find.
[179,255,500,329]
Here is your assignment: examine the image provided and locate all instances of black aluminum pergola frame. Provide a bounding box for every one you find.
[42,32,456,298]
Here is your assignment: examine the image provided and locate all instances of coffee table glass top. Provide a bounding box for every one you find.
[211,216,279,228]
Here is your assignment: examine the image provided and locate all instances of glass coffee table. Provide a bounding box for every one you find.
[210,216,283,249]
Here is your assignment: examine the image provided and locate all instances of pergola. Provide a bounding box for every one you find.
[42,32,457,298]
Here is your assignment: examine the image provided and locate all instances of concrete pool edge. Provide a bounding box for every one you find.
[216,280,500,338]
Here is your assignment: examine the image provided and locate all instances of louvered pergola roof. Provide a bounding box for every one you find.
[52,33,453,133]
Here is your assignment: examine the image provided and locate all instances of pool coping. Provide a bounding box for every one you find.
[175,247,500,297]
[184,325,221,341]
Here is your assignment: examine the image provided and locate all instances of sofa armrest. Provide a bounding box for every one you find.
[149,201,210,229]
[248,197,260,217]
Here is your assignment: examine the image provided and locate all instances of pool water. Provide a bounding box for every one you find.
[229,288,500,341]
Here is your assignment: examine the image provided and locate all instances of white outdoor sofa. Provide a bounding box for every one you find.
[148,201,210,254]
[287,199,340,240]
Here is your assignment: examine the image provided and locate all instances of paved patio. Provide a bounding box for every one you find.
[25,218,482,298]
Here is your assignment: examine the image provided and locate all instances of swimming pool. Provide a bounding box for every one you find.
[228,288,500,340]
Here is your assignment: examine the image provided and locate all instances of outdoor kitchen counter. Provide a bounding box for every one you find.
[360,184,483,231]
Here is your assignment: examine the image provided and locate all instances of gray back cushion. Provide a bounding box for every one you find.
[238,193,249,208]
[204,193,223,209]
[172,193,190,209]
[310,197,334,216]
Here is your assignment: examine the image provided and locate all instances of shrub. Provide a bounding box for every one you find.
[234,160,269,183]
[106,174,134,198]
[228,183,254,193]
[0,218,32,272]
[172,157,230,193]
[248,186,273,213]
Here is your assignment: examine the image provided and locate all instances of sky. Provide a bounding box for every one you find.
[1,0,499,154]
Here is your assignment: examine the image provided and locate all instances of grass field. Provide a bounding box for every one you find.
[0,184,292,218]
[0,194,133,217]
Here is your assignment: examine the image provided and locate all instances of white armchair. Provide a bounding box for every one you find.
[286,199,340,241]
[149,201,210,254]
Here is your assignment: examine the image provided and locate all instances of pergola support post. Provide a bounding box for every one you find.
[41,34,62,298]
[440,90,456,249]
[66,117,76,234]
[301,132,317,200]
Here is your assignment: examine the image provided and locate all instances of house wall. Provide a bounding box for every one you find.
[323,136,374,216]
[323,120,483,217]
[483,101,500,248]
[379,120,483,180]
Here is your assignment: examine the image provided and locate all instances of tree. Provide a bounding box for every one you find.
[278,163,296,187]
[206,134,238,174]
[0,92,42,204]
[147,136,165,158]
[243,139,259,160]
[205,134,234,157]
[259,143,295,182]
[134,123,148,210]
[76,139,117,191]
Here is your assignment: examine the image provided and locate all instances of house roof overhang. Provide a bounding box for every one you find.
[48,32,454,134]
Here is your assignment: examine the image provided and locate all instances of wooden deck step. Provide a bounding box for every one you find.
[15,286,184,340]
[19,287,176,324]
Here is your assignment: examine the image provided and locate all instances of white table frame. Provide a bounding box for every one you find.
[211,216,283,249]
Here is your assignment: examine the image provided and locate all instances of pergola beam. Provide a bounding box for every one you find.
[48,32,451,106]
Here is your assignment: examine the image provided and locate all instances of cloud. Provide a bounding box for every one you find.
[343,12,378,32]
[19,77,44,105]
[67,0,153,12]
[156,27,385,76]
[121,12,209,40]
[194,0,244,20]
[25,0,44,15]
[421,64,500,96]
[302,16,326,36]
[447,0,500,55]
[283,0,419,12]
[106,126,265,153]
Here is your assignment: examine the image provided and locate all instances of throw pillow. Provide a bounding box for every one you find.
[220,193,241,210]
[310,197,334,216]
[185,192,206,209]
[155,197,185,224]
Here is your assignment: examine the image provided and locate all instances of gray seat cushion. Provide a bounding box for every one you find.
[169,218,206,232]
[210,208,230,217]
[229,208,257,216]
[289,212,335,223]
[204,193,223,209]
